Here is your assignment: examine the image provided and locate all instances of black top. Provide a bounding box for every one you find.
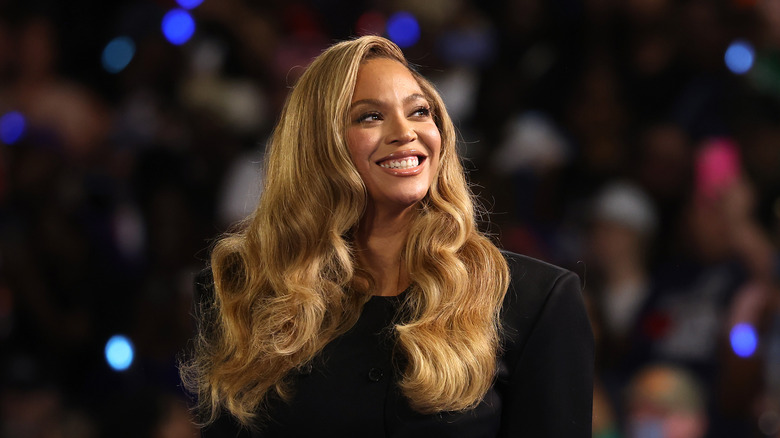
[200,252,594,437]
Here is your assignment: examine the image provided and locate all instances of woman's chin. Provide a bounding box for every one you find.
[368,191,429,213]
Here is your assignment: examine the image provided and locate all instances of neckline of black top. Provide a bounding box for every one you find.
[368,286,410,301]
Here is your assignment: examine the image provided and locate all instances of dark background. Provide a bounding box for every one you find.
[1,0,779,437]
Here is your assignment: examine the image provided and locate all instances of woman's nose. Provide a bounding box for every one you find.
[386,117,416,145]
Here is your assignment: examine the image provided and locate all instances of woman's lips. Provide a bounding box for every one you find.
[379,155,420,169]
[376,152,427,175]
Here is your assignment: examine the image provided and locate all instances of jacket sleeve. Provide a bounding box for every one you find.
[499,270,594,437]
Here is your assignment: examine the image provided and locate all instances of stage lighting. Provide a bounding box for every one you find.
[102,36,135,74]
[0,111,25,145]
[105,334,135,371]
[162,9,196,46]
[725,39,755,75]
[176,0,204,9]
[730,323,758,358]
[386,12,420,48]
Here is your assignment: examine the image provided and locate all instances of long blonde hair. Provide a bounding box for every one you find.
[180,35,510,427]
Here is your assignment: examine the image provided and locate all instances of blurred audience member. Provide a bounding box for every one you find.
[586,181,658,435]
[588,181,657,344]
[594,379,621,438]
[625,364,708,438]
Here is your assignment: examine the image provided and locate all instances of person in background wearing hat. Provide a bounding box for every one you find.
[587,181,658,354]
[585,181,659,437]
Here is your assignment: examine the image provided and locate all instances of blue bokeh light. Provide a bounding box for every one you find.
[102,36,136,74]
[386,12,420,48]
[176,0,204,9]
[730,323,758,358]
[105,334,134,371]
[725,39,755,75]
[0,111,26,144]
[162,9,196,46]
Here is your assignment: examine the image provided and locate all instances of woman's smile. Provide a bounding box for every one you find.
[376,149,428,174]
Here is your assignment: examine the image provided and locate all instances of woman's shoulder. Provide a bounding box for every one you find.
[500,250,579,290]
[495,252,594,436]
[498,250,588,354]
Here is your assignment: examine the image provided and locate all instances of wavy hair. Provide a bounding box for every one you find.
[180,35,510,427]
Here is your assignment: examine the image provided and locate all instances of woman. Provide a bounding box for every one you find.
[181,35,593,437]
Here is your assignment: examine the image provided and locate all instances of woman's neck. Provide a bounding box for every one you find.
[355,205,413,296]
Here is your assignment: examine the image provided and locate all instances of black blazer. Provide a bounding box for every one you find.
[200,252,594,437]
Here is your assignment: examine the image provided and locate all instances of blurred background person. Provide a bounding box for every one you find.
[625,364,709,438]
[585,181,658,434]
[587,181,658,363]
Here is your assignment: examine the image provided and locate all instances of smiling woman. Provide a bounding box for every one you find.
[347,58,441,215]
[180,35,593,437]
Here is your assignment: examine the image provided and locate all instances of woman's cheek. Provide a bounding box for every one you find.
[346,129,372,167]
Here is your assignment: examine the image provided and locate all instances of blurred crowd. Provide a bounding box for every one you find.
[0,0,779,437]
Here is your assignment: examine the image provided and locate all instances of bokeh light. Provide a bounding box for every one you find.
[162,9,196,46]
[386,12,420,48]
[105,335,134,371]
[730,323,758,358]
[0,111,26,144]
[725,39,755,74]
[176,0,204,9]
[101,36,136,74]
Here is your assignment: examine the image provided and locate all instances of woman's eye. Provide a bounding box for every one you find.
[412,107,431,118]
[357,112,382,123]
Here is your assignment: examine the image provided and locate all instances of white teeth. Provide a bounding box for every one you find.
[381,156,419,169]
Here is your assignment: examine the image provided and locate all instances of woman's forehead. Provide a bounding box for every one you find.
[352,58,427,102]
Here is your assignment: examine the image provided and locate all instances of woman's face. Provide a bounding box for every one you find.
[347,57,441,211]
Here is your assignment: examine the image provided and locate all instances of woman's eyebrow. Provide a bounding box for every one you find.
[350,93,428,110]
[350,98,382,110]
[403,93,428,104]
